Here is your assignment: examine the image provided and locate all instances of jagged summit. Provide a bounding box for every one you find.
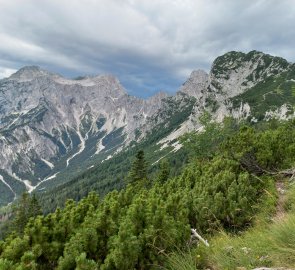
[211,50,291,78]
[190,69,208,78]
[179,69,208,99]
[8,66,128,97]
[9,66,55,82]
[1,50,295,206]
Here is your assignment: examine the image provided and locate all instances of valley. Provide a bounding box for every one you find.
[1,51,295,207]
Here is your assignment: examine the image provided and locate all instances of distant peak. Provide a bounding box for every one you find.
[9,66,54,82]
[214,50,288,65]
[19,65,41,71]
[91,74,123,88]
[189,69,208,79]
[178,69,208,98]
[211,50,290,77]
[90,74,127,96]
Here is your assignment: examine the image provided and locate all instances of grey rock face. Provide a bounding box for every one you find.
[179,69,209,99]
[0,67,168,197]
[208,51,290,100]
[160,50,295,149]
[1,50,295,205]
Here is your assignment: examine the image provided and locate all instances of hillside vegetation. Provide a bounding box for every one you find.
[0,118,295,269]
[166,180,295,270]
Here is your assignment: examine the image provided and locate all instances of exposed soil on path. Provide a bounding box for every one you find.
[273,180,287,222]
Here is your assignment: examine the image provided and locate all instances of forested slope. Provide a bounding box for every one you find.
[0,118,295,269]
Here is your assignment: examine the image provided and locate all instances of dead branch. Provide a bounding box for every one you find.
[276,168,295,180]
[191,228,209,247]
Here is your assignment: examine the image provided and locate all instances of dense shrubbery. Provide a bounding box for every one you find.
[1,118,295,269]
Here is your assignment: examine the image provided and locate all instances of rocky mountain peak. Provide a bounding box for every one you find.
[211,50,290,78]
[190,69,208,79]
[91,74,126,96]
[1,50,295,207]
[52,74,127,98]
[179,69,208,99]
[207,50,291,100]
[9,66,54,82]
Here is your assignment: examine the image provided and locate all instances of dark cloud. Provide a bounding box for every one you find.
[0,0,294,97]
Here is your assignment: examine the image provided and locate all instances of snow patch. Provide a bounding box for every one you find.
[95,138,105,155]
[152,154,168,166]
[0,174,16,200]
[171,141,182,152]
[66,129,86,167]
[43,172,59,181]
[32,172,60,192]
[157,121,191,151]
[23,180,34,193]
[101,155,113,163]
[10,173,34,193]
[41,158,54,169]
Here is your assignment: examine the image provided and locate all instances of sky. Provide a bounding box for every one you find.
[0,0,295,97]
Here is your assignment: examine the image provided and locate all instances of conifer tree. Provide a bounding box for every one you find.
[157,159,170,184]
[28,194,42,218]
[12,192,42,234]
[129,150,147,183]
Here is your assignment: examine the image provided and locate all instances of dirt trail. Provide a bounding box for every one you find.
[273,180,287,222]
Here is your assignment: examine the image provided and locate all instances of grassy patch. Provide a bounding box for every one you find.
[164,249,200,270]
[283,181,295,213]
[165,179,295,270]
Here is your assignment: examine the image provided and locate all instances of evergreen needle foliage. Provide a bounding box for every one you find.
[0,118,295,269]
[129,150,148,183]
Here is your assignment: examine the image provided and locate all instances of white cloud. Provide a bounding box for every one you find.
[0,68,17,79]
[0,0,294,96]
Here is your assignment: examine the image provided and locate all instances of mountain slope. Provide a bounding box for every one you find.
[1,50,295,206]
[0,68,195,205]
[1,117,295,269]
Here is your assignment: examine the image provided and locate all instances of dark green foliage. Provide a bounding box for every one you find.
[205,95,219,112]
[221,119,295,172]
[0,183,14,207]
[181,113,239,159]
[212,50,290,79]
[231,66,295,119]
[128,150,147,183]
[101,127,125,151]
[143,94,196,145]
[35,109,192,213]
[156,159,170,184]
[1,119,295,269]
[12,193,42,235]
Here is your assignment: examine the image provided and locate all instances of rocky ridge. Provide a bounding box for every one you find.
[1,50,295,205]
[160,50,295,144]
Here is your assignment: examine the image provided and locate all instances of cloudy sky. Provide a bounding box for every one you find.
[0,0,294,97]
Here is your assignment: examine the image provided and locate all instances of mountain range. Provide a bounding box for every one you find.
[1,50,295,206]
